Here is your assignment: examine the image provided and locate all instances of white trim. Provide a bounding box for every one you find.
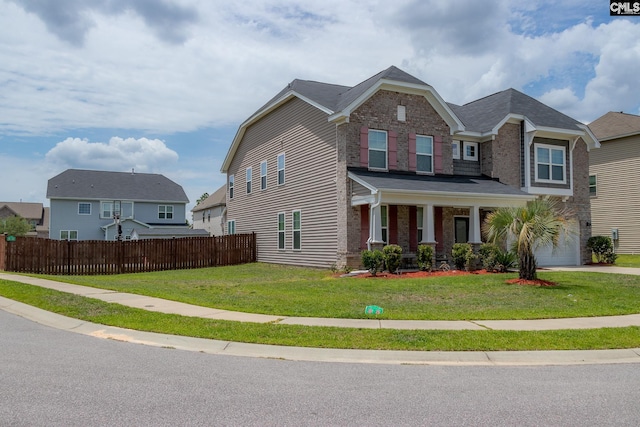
[452,141,460,159]
[277,153,286,186]
[463,141,478,161]
[246,166,252,194]
[228,175,234,200]
[416,135,434,174]
[260,160,267,191]
[534,143,567,184]
[78,202,91,215]
[227,219,236,235]
[522,186,573,197]
[158,205,174,220]
[277,212,285,250]
[292,209,302,251]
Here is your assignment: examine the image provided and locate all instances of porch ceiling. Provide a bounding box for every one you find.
[348,168,535,207]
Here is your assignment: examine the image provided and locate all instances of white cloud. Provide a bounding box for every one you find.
[44,137,179,172]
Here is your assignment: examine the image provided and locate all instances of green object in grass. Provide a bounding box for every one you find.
[365,305,383,315]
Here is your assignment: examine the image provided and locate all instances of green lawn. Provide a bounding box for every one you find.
[2,262,640,351]
[612,254,640,268]
[34,263,640,321]
[2,279,640,351]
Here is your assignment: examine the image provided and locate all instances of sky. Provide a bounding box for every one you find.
[1,0,639,217]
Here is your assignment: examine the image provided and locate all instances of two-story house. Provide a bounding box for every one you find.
[588,111,640,253]
[47,169,204,240]
[191,184,227,236]
[221,66,599,269]
[0,202,49,238]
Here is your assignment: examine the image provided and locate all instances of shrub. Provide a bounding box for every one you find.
[587,236,616,264]
[493,249,517,272]
[478,243,499,271]
[361,250,384,276]
[383,244,403,273]
[451,243,476,271]
[416,244,434,271]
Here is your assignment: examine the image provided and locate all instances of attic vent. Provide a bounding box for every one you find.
[397,105,406,122]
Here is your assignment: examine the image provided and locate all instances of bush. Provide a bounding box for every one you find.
[493,249,517,272]
[451,243,476,271]
[361,250,384,276]
[416,244,434,271]
[478,243,499,271]
[383,244,403,273]
[587,236,616,264]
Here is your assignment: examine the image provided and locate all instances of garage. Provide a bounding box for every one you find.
[534,229,580,267]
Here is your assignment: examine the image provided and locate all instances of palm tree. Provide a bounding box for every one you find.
[483,197,575,281]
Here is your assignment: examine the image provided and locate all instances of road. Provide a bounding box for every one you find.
[1,309,639,426]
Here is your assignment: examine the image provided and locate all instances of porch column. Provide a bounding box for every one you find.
[420,204,436,244]
[369,203,384,246]
[468,205,482,244]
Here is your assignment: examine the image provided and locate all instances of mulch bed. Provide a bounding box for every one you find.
[352,269,558,286]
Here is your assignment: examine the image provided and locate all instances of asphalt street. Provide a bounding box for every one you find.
[2,309,640,426]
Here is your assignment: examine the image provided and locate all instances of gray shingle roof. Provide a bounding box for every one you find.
[47,169,189,202]
[191,184,226,212]
[449,88,583,133]
[349,168,532,198]
[588,111,640,140]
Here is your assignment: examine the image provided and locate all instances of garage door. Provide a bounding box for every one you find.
[534,229,580,267]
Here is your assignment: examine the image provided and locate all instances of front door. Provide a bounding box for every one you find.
[454,217,469,243]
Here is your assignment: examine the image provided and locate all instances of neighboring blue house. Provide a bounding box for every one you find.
[47,169,206,240]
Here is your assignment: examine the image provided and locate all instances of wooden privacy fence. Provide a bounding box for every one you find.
[0,234,256,275]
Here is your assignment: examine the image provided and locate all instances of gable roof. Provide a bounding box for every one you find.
[47,169,189,203]
[449,88,584,134]
[191,184,226,212]
[0,202,44,220]
[221,66,463,172]
[588,111,640,141]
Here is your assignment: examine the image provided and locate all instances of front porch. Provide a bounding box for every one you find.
[342,169,535,269]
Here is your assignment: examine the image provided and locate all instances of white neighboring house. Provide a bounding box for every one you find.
[191,185,226,236]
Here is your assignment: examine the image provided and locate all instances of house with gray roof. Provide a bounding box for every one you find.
[191,184,226,236]
[46,169,203,241]
[588,111,640,254]
[221,66,599,268]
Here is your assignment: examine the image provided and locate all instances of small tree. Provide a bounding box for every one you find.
[383,244,403,273]
[483,197,574,281]
[0,216,32,236]
[416,244,434,271]
[196,193,209,205]
[587,236,616,264]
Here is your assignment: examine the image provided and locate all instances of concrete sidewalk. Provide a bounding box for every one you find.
[2,269,640,365]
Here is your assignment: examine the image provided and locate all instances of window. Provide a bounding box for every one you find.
[452,141,460,159]
[277,212,285,250]
[246,167,252,194]
[381,205,388,244]
[101,201,133,219]
[78,202,91,215]
[228,175,234,199]
[463,141,478,161]
[277,154,285,185]
[589,175,597,196]
[368,130,387,170]
[60,230,78,241]
[227,220,236,235]
[416,135,434,173]
[260,161,267,190]
[417,207,424,243]
[158,205,173,219]
[535,144,566,183]
[292,210,301,250]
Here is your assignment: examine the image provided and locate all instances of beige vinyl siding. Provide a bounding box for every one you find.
[227,98,338,267]
[589,134,640,254]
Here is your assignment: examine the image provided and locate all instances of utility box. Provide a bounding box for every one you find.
[612,228,619,241]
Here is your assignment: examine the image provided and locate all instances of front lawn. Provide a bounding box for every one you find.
[35,262,640,321]
[612,254,640,268]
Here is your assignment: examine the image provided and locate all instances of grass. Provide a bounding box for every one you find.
[33,263,640,321]
[2,279,640,351]
[612,254,640,268]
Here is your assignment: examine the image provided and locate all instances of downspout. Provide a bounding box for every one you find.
[367,190,381,251]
